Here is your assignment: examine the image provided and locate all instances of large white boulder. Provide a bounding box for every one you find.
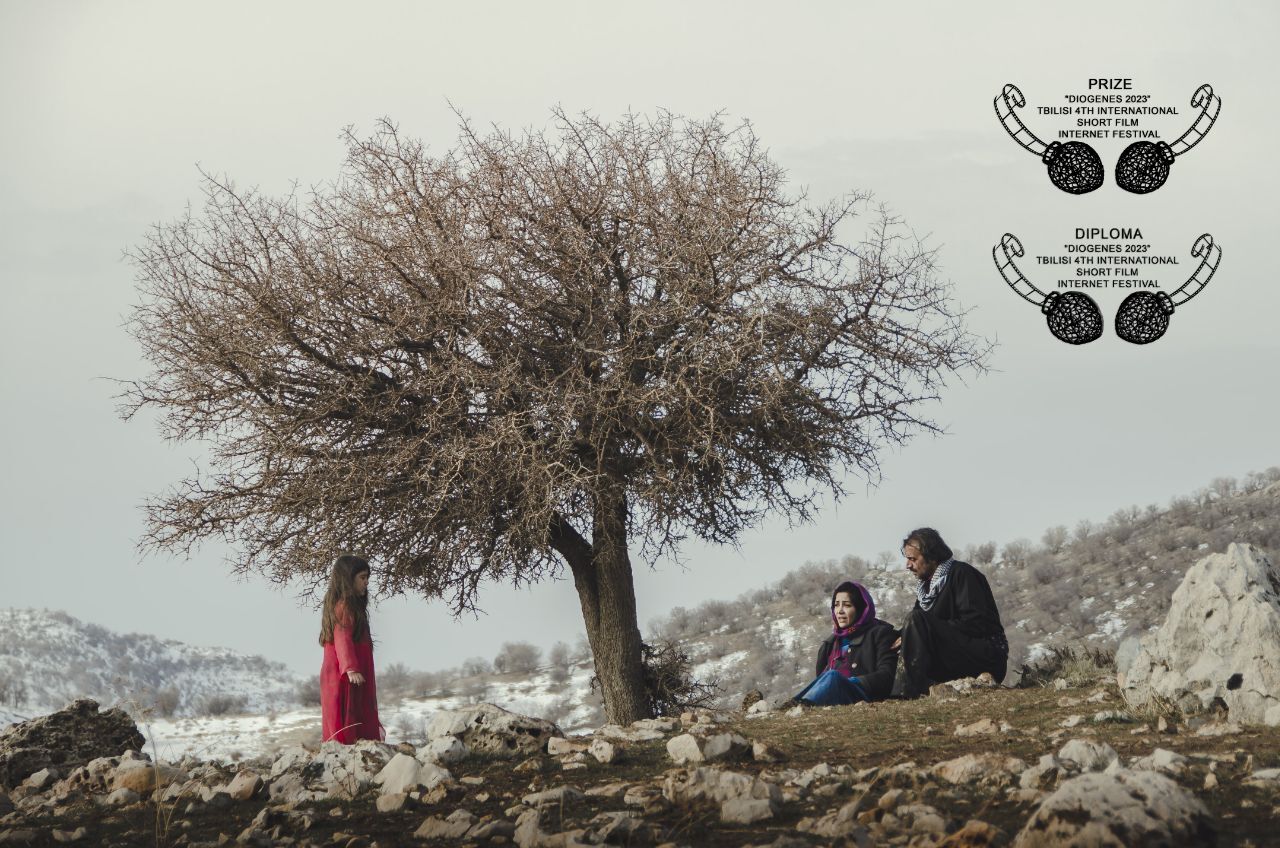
[1014,769,1214,847]
[425,703,560,756]
[268,740,395,802]
[1121,543,1280,726]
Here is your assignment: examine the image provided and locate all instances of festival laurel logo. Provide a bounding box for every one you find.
[993,232,1222,345]
[994,81,1221,194]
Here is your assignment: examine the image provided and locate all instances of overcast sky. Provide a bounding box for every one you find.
[2,1,1277,679]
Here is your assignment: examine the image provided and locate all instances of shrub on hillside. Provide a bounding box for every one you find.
[493,642,542,674]
[626,639,719,717]
[294,676,321,707]
[380,662,411,696]
[198,693,248,716]
[1015,645,1115,689]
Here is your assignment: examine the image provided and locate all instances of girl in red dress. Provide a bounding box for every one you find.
[319,555,384,744]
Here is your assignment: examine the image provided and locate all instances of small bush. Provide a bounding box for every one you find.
[1016,645,1115,689]
[493,642,542,674]
[380,662,411,696]
[460,657,491,677]
[294,676,322,707]
[152,685,181,717]
[197,693,248,716]
[591,639,719,717]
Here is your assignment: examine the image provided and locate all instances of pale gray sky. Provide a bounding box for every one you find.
[2,1,1277,677]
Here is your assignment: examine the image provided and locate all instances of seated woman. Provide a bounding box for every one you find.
[794,580,898,705]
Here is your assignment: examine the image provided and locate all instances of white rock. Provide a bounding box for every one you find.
[426,703,559,755]
[1131,747,1187,775]
[522,785,584,806]
[1122,543,1280,726]
[666,733,704,765]
[1056,739,1119,773]
[588,738,619,764]
[1014,768,1215,847]
[702,732,751,762]
[931,753,1026,785]
[374,753,423,795]
[1019,755,1060,790]
[664,767,781,805]
[720,797,775,824]
[419,735,468,765]
[547,737,586,757]
[596,723,666,742]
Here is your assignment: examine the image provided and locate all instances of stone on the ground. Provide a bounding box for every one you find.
[1056,739,1118,773]
[938,819,1002,847]
[954,719,999,736]
[102,787,140,806]
[376,791,410,813]
[1019,755,1060,791]
[1131,747,1187,775]
[752,741,785,762]
[588,738,619,764]
[110,760,186,797]
[268,739,396,802]
[0,700,145,788]
[1014,768,1215,847]
[49,827,88,844]
[665,733,704,765]
[931,754,1026,785]
[548,737,586,757]
[414,809,477,839]
[225,769,262,801]
[664,767,781,805]
[21,769,57,792]
[522,785,584,807]
[702,732,751,762]
[419,735,468,765]
[721,797,775,824]
[1121,542,1280,726]
[585,810,658,844]
[426,703,560,756]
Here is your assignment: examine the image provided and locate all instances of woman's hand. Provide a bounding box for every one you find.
[890,637,902,651]
[346,670,365,686]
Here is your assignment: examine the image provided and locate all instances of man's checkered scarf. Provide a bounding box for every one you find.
[916,558,954,610]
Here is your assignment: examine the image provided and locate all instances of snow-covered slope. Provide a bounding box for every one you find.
[0,608,300,719]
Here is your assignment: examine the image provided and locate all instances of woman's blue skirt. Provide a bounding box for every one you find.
[794,670,867,706]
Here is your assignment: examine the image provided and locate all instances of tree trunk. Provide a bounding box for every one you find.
[562,486,651,725]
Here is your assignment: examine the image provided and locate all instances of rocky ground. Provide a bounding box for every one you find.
[1,671,1277,848]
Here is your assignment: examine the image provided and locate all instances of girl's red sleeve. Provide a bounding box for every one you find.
[333,601,358,675]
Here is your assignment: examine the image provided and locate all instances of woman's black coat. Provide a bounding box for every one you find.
[814,619,899,701]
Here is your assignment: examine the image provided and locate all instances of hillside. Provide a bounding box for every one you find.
[654,468,1280,708]
[0,609,299,720]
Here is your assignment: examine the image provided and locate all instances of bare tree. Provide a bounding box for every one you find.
[1041,525,1068,555]
[493,641,542,674]
[1001,538,1032,569]
[123,109,988,723]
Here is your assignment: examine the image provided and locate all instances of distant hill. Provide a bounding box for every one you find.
[0,608,300,720]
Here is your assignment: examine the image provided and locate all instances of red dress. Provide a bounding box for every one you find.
[320,601,383,743]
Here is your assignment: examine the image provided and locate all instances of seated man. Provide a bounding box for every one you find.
[894,528,1008,698]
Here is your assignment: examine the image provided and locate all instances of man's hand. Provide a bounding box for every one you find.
[890,637,902,651]
[346,670,365,686]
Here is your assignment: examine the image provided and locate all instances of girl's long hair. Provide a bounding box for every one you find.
[319,555,371,645]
